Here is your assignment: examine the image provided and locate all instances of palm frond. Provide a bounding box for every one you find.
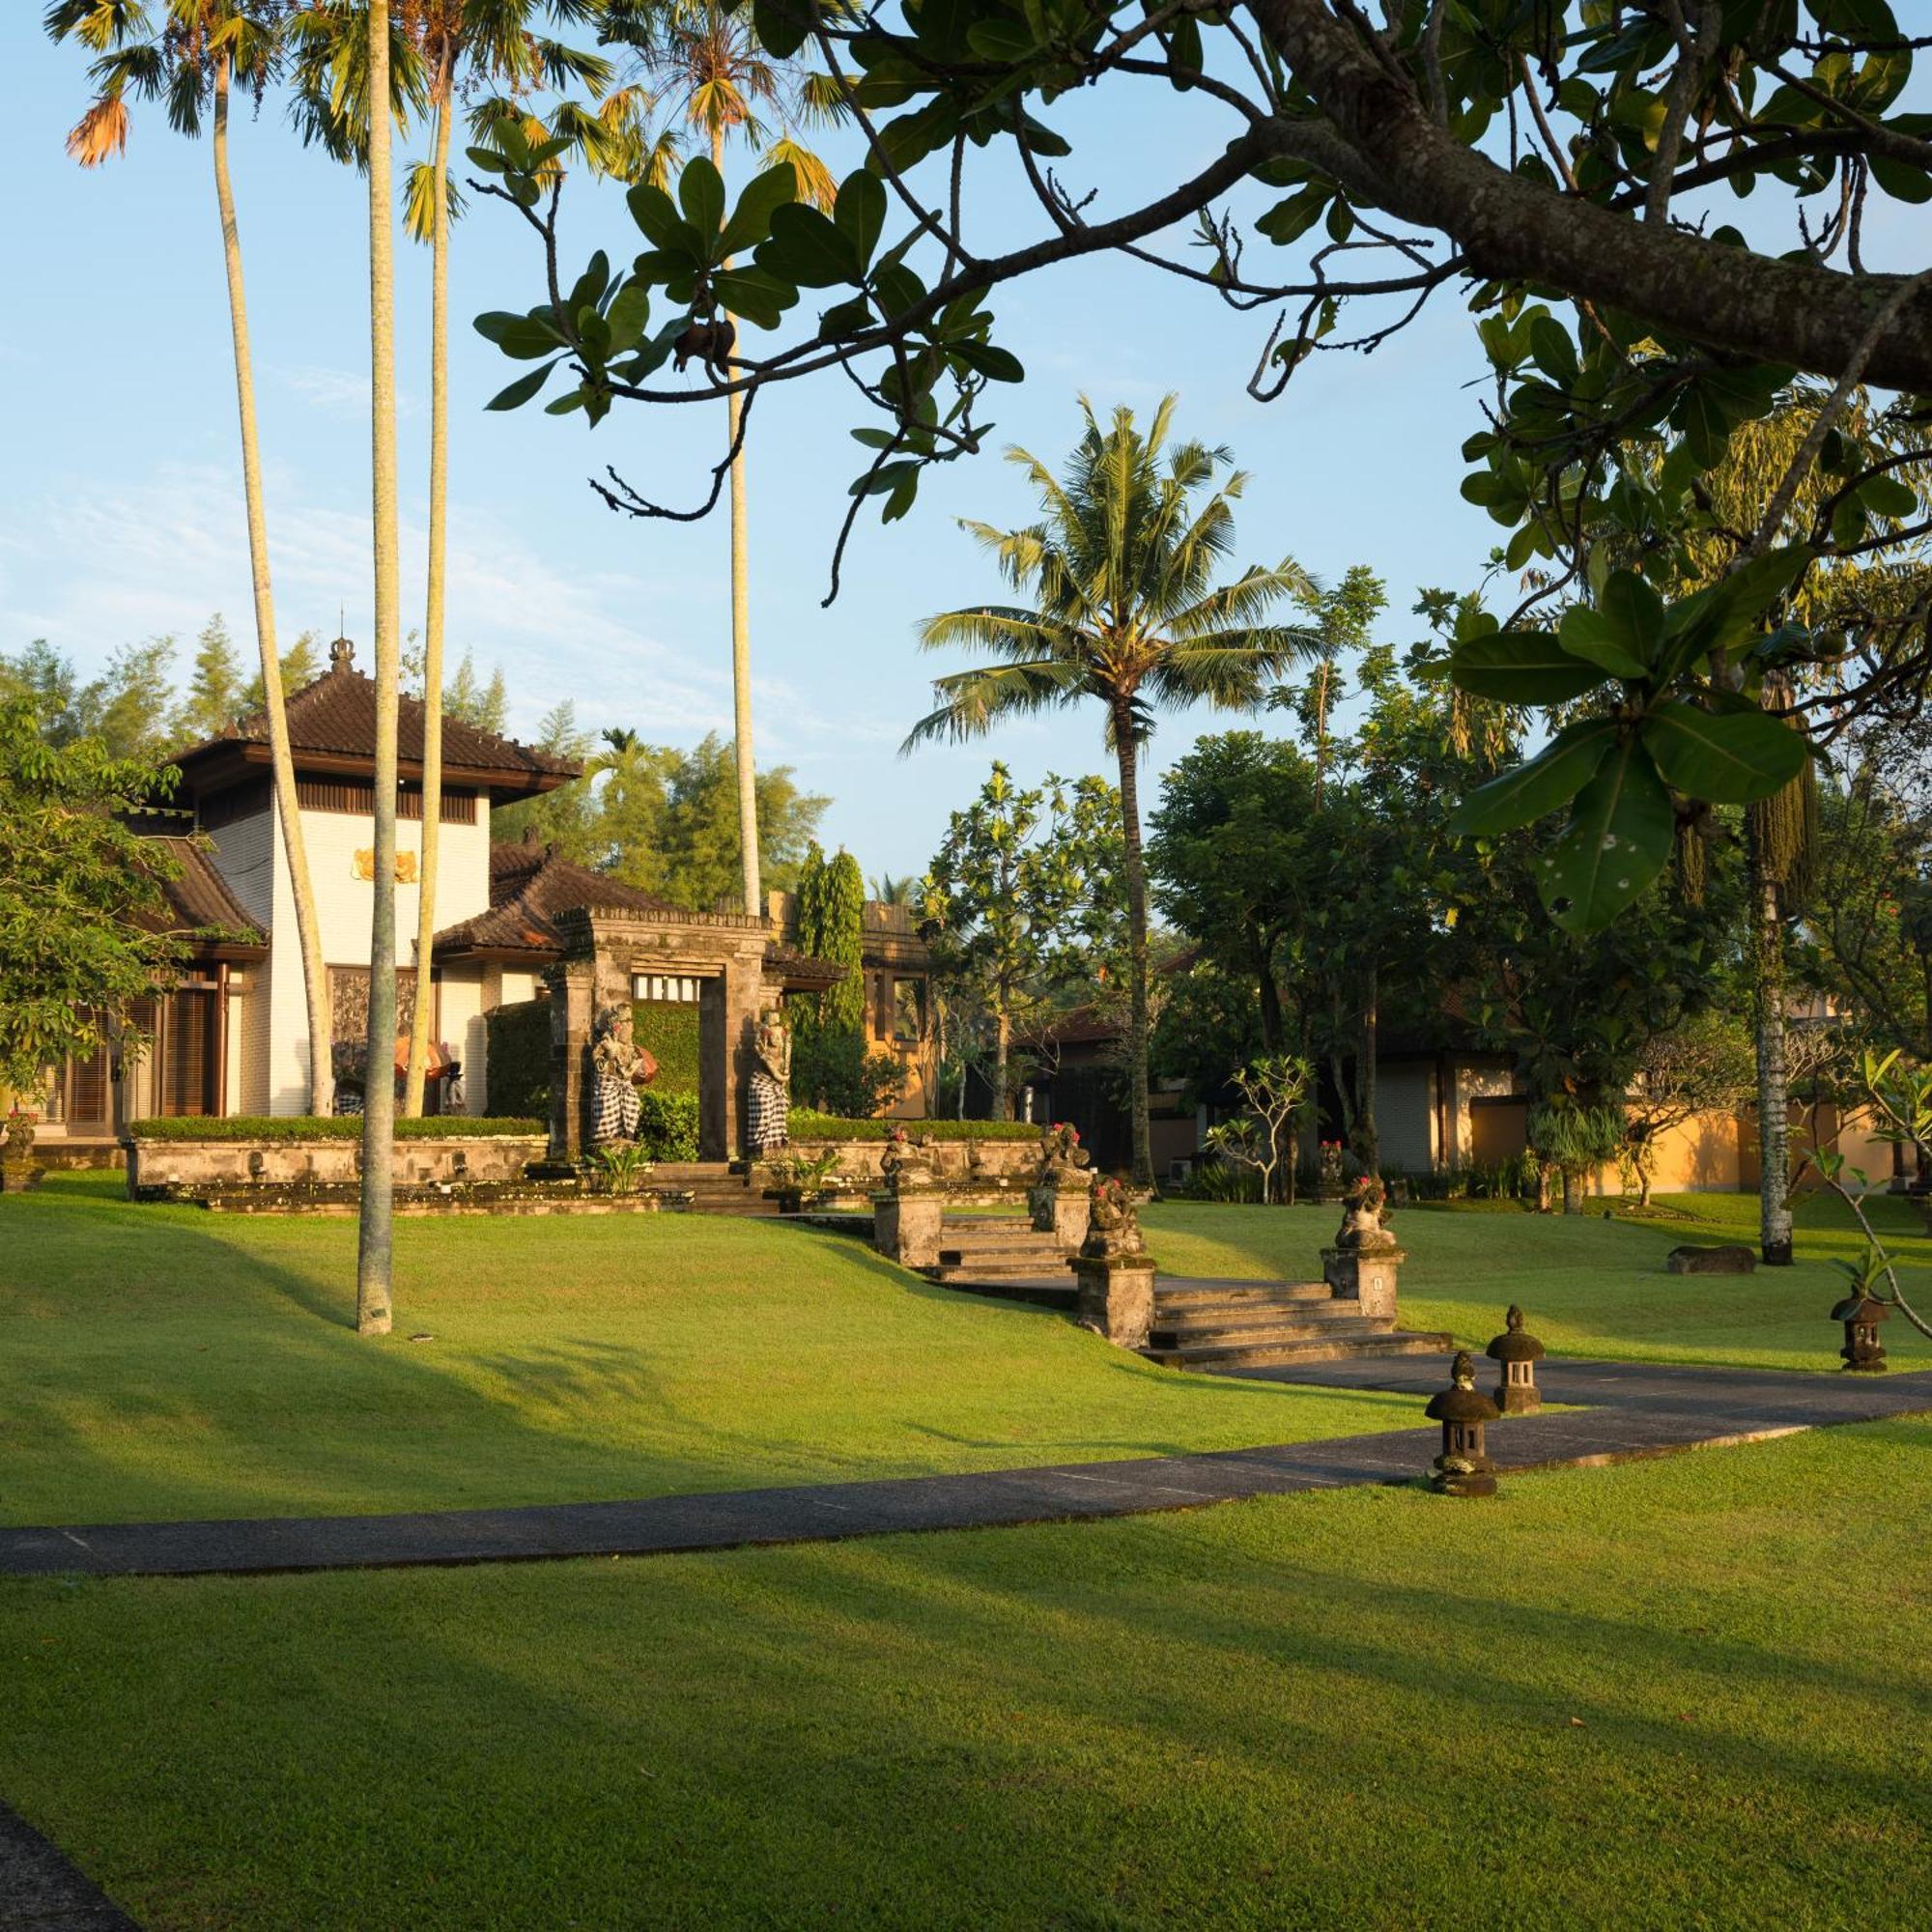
[899,659,1087,755]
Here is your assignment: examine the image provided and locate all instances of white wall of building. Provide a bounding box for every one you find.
[209,791,496,1115]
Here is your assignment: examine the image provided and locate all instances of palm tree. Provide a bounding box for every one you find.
[396,4,610,1118]
[605,0,841,918]
[356,0,400,1336]
[907,397,1316,1188]
[48,0,339,1115]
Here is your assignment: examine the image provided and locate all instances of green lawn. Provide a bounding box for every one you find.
[1145,1189,1932,1373]
[3,1419,1927,1930]
[0,1174,1409,1527]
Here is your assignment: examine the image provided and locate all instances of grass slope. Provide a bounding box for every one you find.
[0,1176,1406,1527]
[3,1420,1927,1930]
[1145,1191,1931,1372]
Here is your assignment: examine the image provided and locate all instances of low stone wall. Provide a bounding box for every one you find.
[127,1134,547,1199]
[788,1136,1038,1190]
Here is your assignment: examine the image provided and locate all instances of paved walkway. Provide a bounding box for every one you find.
[3,1360,1926,1581]
[0,1805,137,1930]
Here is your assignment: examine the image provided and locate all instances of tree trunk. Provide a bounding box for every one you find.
[992,1006,1010,1122]
[1535,1162,1553,1214]
[211,54,331,1116]
[357,0,399,1337]
[1749,830,1795,1265]
[1561,1166,1581,1214]
[713,127,761,919]
[405,78,453,1120]
[1113,700,1154,1190]
[1355,957,1378,1172]
[1252,924,1282,1053]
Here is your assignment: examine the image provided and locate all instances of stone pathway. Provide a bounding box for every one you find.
[2,1361,1925,1582]
[0,1805,137,1930]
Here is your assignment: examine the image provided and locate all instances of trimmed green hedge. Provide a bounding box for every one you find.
[486,1000,552,1120]
[128,1117,545,1143]
[788,1112,1041,1143]
[633,1000,699,1094]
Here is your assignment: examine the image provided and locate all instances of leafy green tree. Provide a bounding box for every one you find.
[908,398,1312,1182]
[0,697,189,1094]
[444,651,509,733]
[585,729,829,908]
[171,613,246,745]
[494,700,598,852]
[238,630,322,715]
[920,762,1122,1122]
[2,639,177,763]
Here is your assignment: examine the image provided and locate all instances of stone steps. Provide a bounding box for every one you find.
[1147,1304,1387,1346]
[1142,1329,1454,1370]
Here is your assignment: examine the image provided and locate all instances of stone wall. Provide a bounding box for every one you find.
[783,1136,1039,1189]
[126,1133,546,1197]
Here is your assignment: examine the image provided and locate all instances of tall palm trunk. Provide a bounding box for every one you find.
[992,1003,1011,1122]
[405,74,453,1119]
[1112,698,1154,1189]
[212,52,332,1117]
[1748,824,1794,1265]
[712,126,761,918]
[357,0,400,1336]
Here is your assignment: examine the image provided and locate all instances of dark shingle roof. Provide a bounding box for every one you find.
[434,845,678,959]
[175,642,581,794]
[144,837,268,955]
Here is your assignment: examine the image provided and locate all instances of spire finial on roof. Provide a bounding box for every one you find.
[329,633,355,672]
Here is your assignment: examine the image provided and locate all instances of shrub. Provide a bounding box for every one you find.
[1179,1157,1263,1203]
[788,1111,1039,1143]
[790,1027,906,1118]
[485,1000,552,1119]
[637,1089,700,1161]
[128,1117,545,1143]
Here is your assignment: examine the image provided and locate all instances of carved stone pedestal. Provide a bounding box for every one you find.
[873,1188,946,1269]
[1322,1243,1406,1321]
[1030,1179,1092,1254]
[1072,1255,1158,1350]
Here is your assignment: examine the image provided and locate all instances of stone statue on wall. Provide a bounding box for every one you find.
[590,1003,657,1144]
[879,1122,936,1193]
[749,1006,792,1154]
[1334,1174,1396,1251]
[1081,1175,1146,1259]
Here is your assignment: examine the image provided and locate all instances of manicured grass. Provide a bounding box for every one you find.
[0,1175,1408,1527]
[3,1419,1927,1929]
[1145,1190,1932,1373]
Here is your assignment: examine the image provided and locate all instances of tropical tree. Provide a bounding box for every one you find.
[0,697,188,1096]
[602,0,842,917]
[395,2,609,1117]
[356,0,401,1336]
[908,400,1314,1184]
[48,0,337,1114]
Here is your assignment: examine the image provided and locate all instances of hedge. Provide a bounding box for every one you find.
[128,1117,545,1143]
[485,1000,552,1120]
[788,1112,1041,1143]
[633,1000,699,1094]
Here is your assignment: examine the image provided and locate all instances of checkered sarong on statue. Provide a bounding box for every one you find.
[592,1074,642,1143]
[748,1070,788,1151]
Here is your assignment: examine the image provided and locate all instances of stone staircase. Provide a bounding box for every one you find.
[919,1213,1452,1371]
[1140,1278,1450,1371]
[649,1162,783,1216]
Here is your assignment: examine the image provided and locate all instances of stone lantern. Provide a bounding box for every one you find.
[1485,1304,1546,1414]
[1423,1350,1499,1496]
[1831,1291,1889,1373]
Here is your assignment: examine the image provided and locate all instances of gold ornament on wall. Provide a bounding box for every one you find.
[354,849,419,884]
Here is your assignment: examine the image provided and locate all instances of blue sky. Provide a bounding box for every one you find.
[0,16,1596,877]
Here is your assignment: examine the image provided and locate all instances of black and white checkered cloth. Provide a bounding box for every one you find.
[591,1074,642,1144]
[748,1071,788,1151]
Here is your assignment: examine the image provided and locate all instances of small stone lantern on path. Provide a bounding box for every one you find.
[1424,1350,1499,1497]
[1831,1291,1889,1373]
[1486,1304,1546,1414]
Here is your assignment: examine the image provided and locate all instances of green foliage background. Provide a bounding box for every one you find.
[484,1000,553,1122]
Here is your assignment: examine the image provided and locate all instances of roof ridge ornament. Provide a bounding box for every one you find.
[328,634,355,672]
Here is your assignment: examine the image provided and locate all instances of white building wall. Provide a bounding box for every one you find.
[1449,1061,1518,1164]
[203,792,497,1116]
[207,807,276,1114]
[439,969,487,1115]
